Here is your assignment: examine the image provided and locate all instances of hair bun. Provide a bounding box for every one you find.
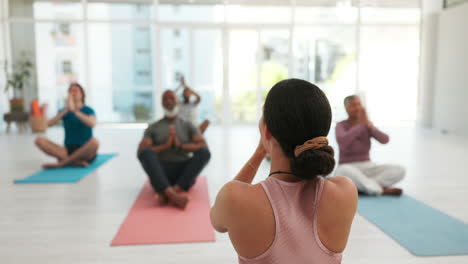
[291,146,335,179]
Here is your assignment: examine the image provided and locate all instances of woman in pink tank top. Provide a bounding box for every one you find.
[211,79,358,263]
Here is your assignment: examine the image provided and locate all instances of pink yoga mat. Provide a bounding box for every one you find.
[111,177,215,246]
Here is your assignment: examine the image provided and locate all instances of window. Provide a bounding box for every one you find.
[5,1,421,123]
[59,23,70,35]
[9,0,83,19]
[158,3,224,23]
[88,23,155,122]
[62,61,73,74]
[87,1,153,20]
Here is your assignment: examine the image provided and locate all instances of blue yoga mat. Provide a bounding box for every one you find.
[14,154,117,184]
[358,194,468,256]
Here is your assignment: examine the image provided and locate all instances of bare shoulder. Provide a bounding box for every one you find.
[328,175,355,187]
[316,176,358,253]
[219,180,264,209]
[319,176,358,224]
[322,176,358,208]
[211,180,267,230]
[325,176,357,194]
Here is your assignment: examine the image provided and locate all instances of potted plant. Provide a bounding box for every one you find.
[3,55,34,112]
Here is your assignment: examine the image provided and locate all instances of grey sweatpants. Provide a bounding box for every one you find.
[335,161,405,195]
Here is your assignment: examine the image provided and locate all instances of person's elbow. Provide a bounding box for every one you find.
[210,209,228,233]
[88,120,97,128]
[197,139,209,149]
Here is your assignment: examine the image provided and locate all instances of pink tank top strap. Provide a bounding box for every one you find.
[313,178,326,212]
[312,178,341,256]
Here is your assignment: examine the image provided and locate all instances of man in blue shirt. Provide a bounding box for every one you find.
[35,83,99,168]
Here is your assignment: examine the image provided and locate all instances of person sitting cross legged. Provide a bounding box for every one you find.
[335,95,405,196]
[137,90,211,209]
[35,83,99,169]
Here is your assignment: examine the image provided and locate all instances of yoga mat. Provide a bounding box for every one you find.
[14,154,117,184]
[111,176,215,246]
[358,194,468,256]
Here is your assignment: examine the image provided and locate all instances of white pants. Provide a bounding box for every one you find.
[335,161,405,195]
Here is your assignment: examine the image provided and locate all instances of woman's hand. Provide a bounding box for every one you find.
[67,96,76,112]
[361,108,374,130]
[233,138,266,184]
[255,138,267,158]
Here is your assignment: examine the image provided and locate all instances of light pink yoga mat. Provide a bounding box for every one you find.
[111,177,215,246]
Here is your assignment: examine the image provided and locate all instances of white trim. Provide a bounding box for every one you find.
[189,29,194,85]
[0,0,6,62]
[82,0,90,104]
[0,0,3,21]
[222,26,230,126]
[153,26,163,120]
[153,0,161,121]
[6,17,419,28]
[4,0,11,72]
[355,0,361,93]
[153,0,159,23]
[256,29,262,121]
[289,0,295,78]
[416,1,423,111]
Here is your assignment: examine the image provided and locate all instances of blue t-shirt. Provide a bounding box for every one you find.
[61,106,95,146]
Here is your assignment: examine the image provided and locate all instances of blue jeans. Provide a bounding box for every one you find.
[137,147,211,193]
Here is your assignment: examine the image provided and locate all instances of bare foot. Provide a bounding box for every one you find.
[383,188,403,196]
[169,195,189,209]
[42,162,64,169]
[70,160,89,167]
[165,188,189,209]
[155,193,169,206]
[173,185,184,193]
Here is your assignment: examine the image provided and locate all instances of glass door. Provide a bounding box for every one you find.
[159,27,223,124]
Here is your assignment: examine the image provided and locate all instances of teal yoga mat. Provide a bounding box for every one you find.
[358,194,468,256]
[14,154,117,184]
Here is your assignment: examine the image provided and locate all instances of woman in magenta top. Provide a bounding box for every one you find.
[210,79,358,264]
[335,95,405,196]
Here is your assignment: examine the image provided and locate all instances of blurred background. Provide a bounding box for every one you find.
[0,0,435,128]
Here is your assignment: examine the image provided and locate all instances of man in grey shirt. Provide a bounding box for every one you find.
[137,90,211,209]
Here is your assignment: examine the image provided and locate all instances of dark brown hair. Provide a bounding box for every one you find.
[263,79,335,179]
[343,95,358,107]
[69,82,86,103]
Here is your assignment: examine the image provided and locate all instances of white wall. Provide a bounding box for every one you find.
[417,0,443,127]
[0,0,7,131]
[432,2,468,136]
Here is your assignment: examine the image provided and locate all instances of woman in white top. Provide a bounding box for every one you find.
[178,77,210,134]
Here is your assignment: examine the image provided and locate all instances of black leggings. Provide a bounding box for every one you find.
[66,144,97,163]
[137,147,211,193]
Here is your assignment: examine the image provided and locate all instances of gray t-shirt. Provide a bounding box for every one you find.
[144,118,200,162]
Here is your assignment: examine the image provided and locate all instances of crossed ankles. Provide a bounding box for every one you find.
[156,187,189,209]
